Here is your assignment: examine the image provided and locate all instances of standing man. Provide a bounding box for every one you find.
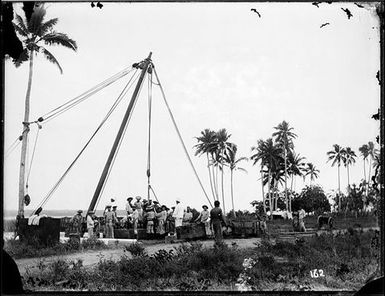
[298,208,306,232]
[195,205,212,236]
[86,211,95,238]
[210,201,226,245]
[104,205,115,238]
[172,198,184,237]
[70,210,83,236]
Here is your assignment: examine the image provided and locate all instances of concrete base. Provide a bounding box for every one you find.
[59,232,137,245]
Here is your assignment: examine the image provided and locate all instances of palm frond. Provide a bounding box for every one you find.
[28,4,47,35]
[13,20,29,38]
[40,47,63,73]
[13,14,29,37]
[39,18,58,36]
[13,48,29,67]
[43,32,78,51]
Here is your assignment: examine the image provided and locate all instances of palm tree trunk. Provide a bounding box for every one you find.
[363,159,367,211]
[261,169,266,213]
[230,169,235,217]
[368,157,372,187]
[347,165,350,188]
[268,168,272,215]
[213,164,219,200]
[221,158,226,214]
[206,153,216,202]
[284,146,288,212]
[338,164,341,211]
[19,50,34,218]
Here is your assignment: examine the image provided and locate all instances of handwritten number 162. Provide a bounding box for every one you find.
[310,269,324,278]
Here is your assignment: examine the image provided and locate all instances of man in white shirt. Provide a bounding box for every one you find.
[172,198,184,230]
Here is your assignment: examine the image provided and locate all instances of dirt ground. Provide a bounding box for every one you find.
[15,237,262,275]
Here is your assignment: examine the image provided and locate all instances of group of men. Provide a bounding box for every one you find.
[69,196,228,244]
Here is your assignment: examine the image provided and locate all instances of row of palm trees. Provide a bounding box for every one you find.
[195,121,319,214]
[327,142,378,211]
[249,121,319,213]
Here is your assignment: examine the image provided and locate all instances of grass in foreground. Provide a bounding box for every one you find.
[21,229,380,291]
[4,236,109,259]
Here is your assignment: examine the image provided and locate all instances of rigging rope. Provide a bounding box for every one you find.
[25,123,42,193]
[5,135,23,159]
[94,72,145,211]
[32,70,139,215]
[147,66,153,201]
[152,67,213,208]
[149,184,159,202]
[36,67,134,124]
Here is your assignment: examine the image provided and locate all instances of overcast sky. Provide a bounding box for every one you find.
[4,2,381,214]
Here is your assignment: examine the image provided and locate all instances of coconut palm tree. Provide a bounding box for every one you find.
[194,129,218,202]
[343,147,357,190]
[304,162,320,185]
[226,144,247,216]
[358,144,369,185]
[272,121,297,212]
[13,4,77,217]
[287,151,306,192]
[260,138,283,213]
[215,128,232,214]
[251,139,268,213]
[327,144,346,211]
[367,141,378,187]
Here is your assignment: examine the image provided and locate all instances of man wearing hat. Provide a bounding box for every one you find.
[156,205,168,236]
[70,210,83,236]
[104,205,115,238]
[195,205,212,236]
[126,197,134,215]
[86,211,96,238]
[134,196,143,225]
[172,198,184,236]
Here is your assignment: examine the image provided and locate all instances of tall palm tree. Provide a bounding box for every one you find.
[226,144,247,216]
[261,138,283,213]
[215,128,232,214]
[327,144,346,211]
[194,129,217,202]
[367,141,378,187]
[358,144,369,186]
[343,147,357,190]
[251,139,268,213]
[272,121,297,212]
[287,151,306,193]
[13,4,77,217]
[304,162,320,185]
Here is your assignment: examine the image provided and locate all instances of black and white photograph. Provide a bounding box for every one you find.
[2,1,383,293]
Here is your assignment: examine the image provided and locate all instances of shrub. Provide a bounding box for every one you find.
[124,242,147,257]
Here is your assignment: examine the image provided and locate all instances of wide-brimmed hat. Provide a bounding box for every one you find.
[111,198,115,202]
[127,197,133,201]
[77,210,83,213]
[202,205,208,209]
[176,198,181,202]
[135,196,141,200]
[112,205,117,208]
[106,205,112,208]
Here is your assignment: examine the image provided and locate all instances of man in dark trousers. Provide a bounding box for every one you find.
[210,201,226,245]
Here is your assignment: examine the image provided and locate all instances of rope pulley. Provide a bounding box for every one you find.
[24,194,31,206]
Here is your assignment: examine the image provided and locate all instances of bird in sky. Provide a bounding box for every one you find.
[320,22,330,28]
[341,8,353,19]
[354,3,364,8]
[250,8,261,17]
